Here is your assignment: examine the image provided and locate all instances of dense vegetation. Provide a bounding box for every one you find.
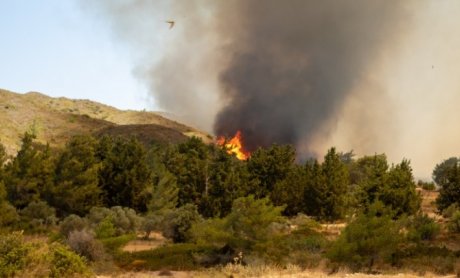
[1,132,460,276]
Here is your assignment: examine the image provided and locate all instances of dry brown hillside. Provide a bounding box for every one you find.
[0,88,212,154]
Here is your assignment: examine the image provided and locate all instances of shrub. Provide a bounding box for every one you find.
[162,204,202,243]
[0,202,19,227]
[87,206,141,236]
[95,217,116,239]
[60,214,88,238]
[192,196,285,255]
[0,232,31,277]
[48,242,92,278]
[442,203,459,218]
[448,210,460,233]
[407,214,440,242]
[20,200,58,231]
[417,180,436,191]
[327,202,402,271]
[67,229,105,261]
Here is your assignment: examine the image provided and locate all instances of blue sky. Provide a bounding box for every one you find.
[0,0,152,110]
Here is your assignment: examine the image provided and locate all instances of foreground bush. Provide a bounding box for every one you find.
[0,232,31,277]
[49,242,92,277]
[192,195,285,256]
[327,203,402,271]
[0,231,93,277]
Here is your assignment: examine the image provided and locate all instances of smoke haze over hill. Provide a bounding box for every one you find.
[82,1,460,178]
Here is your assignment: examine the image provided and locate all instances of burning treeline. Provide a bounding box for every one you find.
[84,0,414,160]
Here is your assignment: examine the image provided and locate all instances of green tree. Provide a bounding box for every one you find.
[247,144,296,198]
[380,160,420,216]
[52,135,101,216]
[353,154,389,210]
[433,157,459,187]
[436,162,460,212]
[321,148,349,220]
[202,146,254,217]
[4,133,55,208]
[303,148,349,220]
[161,137,210,208]
[143,168,179,238]
[272,165,307,216]
[97,136,151,212]
[303,160,327,218]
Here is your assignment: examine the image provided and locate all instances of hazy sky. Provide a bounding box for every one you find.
[0,0,152,110]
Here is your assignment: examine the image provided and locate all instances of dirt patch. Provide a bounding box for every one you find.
[122,232,168,253]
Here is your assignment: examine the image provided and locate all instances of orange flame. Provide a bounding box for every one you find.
[217,131,250,160]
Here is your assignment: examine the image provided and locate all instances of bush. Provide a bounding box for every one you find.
[0,232,31,277]
[417,180,436,191]
[327,203,402,271]
[20,200,58,231]
[67,229,105,261]
[87,206,141,236]
[95,217,116,239]
[48,242,92,278]
[0,202,19,227]
[162,204,202,243]
[407,214,440,242]
[192,196,285,255]
[442,203,459,218]
[448,210,460,233]
[60,214,88,238]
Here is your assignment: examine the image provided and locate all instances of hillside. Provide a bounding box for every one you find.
[0,88,212,154]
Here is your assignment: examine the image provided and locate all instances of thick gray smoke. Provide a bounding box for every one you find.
[84,1,460,178]
[213,1,412,152]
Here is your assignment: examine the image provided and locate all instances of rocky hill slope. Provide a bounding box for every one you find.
[0,88,212,155]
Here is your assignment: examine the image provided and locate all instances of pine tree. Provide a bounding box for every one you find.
[4,133,55,208]
[52,135,102,216]
[321,147,349,220]
[97,136,151,212]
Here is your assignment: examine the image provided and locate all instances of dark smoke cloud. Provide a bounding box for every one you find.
[214,1,412,152]
[80,0,413,153]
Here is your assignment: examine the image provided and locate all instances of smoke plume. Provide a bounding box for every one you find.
[81,1,460,178]
[213,1,412,152]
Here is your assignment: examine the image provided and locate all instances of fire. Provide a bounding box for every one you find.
[217,131,250,160]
